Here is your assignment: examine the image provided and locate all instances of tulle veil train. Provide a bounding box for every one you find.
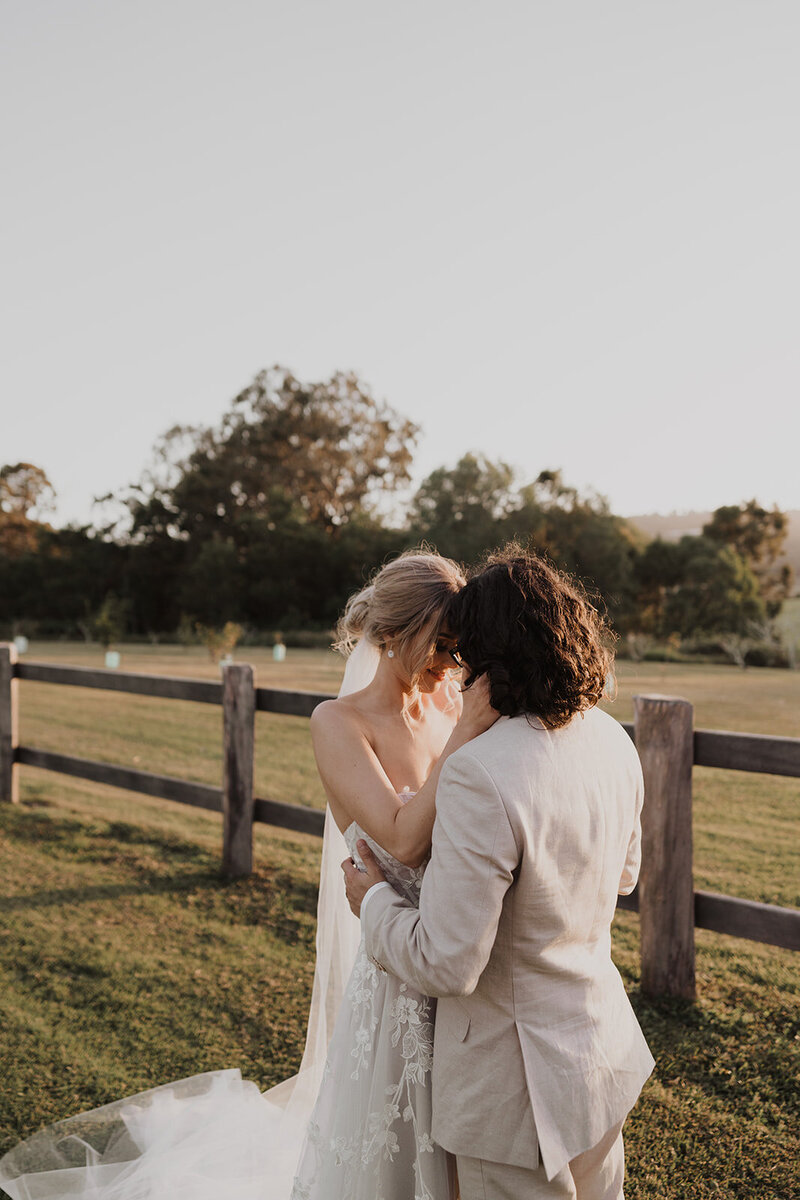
[0,639,381,1200]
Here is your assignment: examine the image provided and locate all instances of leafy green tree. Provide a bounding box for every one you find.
[178,540,243,625]
[505,471,643,630]
[240,512,404,629]
[659,537,765,638]
[410,462,642,629]
[111,367,419,633]
[92,592,129,649]
[0,463,56,556]
[127,366,419,544]
[123,537,187,634]
[409,453,517,563]
[0,524,126,637]
[633,538,690,634]
[0,462,55,517]
[703,501,792,617]
[195,621,243,663]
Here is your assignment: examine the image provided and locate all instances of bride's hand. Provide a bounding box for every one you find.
[458,673,499,738]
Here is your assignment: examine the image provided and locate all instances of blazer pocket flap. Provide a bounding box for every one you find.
[450,1003,471,1043]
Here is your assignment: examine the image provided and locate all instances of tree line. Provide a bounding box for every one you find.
[0,367,794,663]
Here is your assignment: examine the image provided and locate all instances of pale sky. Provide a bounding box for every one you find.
[3,0,799,529]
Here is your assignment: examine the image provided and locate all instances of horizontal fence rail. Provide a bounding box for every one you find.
[16,661,224,705]
[15,747,328,839]
[11,664,800,780]
[693,728,800,778]
[616,887,800,952]
[619,721,800,779]
[255,687,330,718]
[2,647,799,998]
[16,747,224,812]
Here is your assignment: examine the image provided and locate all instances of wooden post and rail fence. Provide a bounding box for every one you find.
[2,643,799,1001]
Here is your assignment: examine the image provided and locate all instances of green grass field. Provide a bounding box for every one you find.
[2,644,799,1198]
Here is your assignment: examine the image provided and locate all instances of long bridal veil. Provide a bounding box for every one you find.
[270,635,380,1140]
[0,638,381,1200]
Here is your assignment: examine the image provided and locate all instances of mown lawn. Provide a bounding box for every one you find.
[2,645,799,1198]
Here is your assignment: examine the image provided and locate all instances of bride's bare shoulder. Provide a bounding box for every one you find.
[310,693,371,738]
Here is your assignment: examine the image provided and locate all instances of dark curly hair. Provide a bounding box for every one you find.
[446,545,615,729]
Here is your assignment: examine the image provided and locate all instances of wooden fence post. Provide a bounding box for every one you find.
[634,694,696,1000]
[221,663,255,877]
[0,643,19,803]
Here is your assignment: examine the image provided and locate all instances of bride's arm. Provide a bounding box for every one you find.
[310,680,497,869]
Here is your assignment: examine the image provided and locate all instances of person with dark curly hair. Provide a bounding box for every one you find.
[344,545,654,1200]
[447,545,614,729]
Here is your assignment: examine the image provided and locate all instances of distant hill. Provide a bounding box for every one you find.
[626,509,800,596]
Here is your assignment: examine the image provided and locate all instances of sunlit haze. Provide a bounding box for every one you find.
[3,0,798,528]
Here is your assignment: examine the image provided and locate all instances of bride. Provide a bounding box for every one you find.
[0,550,496,1200]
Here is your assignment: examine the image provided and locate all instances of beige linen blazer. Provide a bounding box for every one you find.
[363,706,655,1181]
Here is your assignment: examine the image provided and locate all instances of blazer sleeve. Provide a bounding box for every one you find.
[362,749,520,998]
[618,760,644,896]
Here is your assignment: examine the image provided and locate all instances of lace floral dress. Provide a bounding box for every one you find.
[290,816,456,1200]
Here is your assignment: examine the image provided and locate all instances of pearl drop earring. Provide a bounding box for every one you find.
[387,649,395,659]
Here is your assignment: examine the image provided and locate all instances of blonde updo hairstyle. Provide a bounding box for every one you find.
[336,550,466,685]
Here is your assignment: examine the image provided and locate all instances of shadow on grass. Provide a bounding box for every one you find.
[630,989,800,1122]
[0,872,221,913]
[8,804,216,861]
[3,804,320,948]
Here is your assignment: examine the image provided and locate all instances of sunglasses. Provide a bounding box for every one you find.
[434,639,465,669]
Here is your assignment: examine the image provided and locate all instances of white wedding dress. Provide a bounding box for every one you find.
[290,814,454,1200]
[0,641,455,1200]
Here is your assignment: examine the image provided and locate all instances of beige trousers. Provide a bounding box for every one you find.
[456,1122,625,1200]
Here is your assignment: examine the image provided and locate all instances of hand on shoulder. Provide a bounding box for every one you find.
[458,673,500,740]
